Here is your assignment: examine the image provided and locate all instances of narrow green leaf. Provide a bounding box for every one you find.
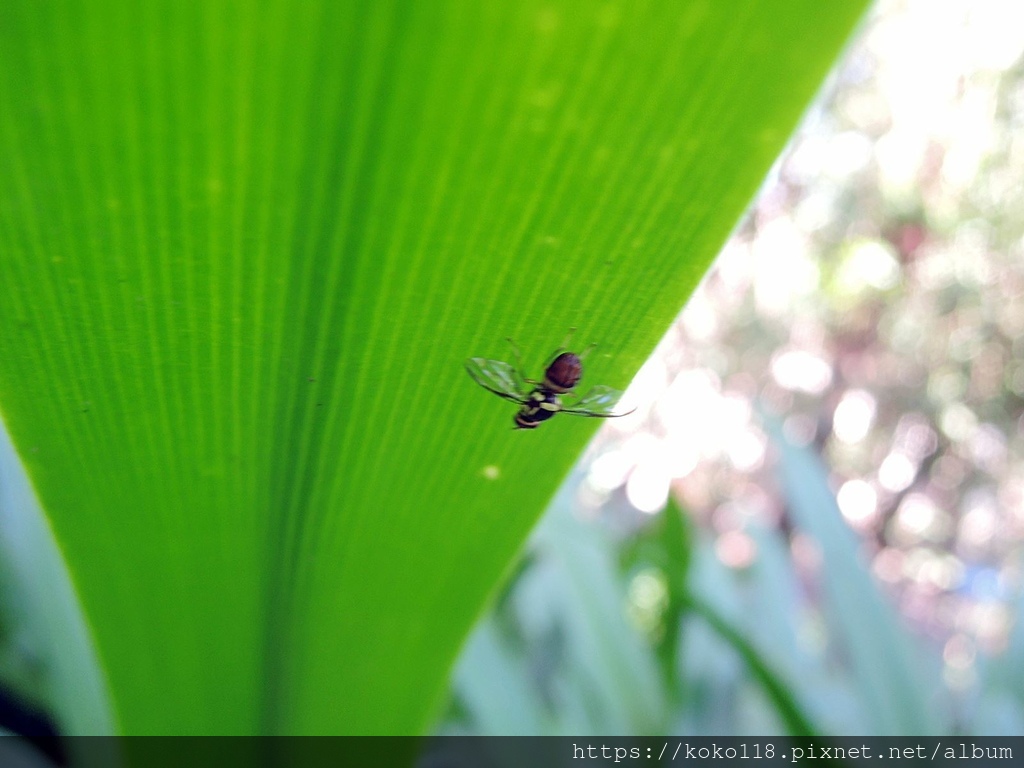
[537,498,669,734]
[0,0,869,733]
[772,425,943,734]
[451,619,552,735]
[685,592,818,737]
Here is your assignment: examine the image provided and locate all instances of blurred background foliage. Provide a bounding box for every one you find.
[437,0,1024,737]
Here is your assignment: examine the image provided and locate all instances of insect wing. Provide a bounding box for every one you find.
[562,385,633,417]
[465,357,527,402]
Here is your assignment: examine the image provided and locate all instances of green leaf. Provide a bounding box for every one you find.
[771,424,943,735]
[0,0,869,734]
[683,535,819,736]
[620,496,693,706]
[451,618,553,735]
[536,495,670,733]
[684,591,818,737]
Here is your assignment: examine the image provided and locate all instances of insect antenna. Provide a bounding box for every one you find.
[556,326,577,352]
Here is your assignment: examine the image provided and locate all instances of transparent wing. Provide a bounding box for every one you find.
[561,385,635,418]
[465,357,527,403]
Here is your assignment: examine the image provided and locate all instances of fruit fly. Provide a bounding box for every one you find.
[466,333,635,429]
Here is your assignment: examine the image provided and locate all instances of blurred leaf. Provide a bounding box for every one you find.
[771,424,943,734]
[0,421,113,735]
[970,581,1024,735]
[684,557,818,736]
[450,619,553,736]
[537,498,669,733]
[743,525,866,734]
[0,0,870,734]
[622,497,693,705]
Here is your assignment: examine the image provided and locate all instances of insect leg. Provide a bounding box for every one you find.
[577,342,598,361]
[557,327,577,351]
